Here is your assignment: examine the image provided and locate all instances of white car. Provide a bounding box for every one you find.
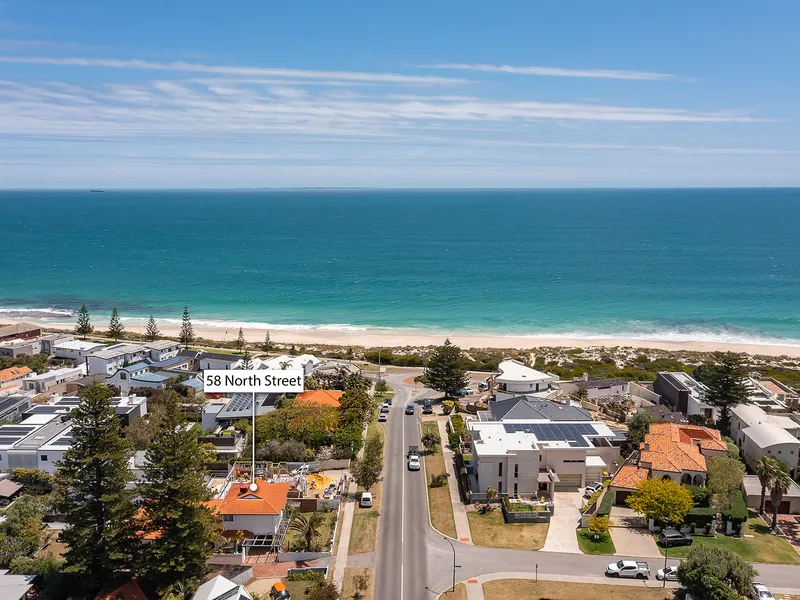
[656,566,679,581]
[377,412,387,422]
[477,382,489,392]
[584,481,603,497]
[408,456,421,471]
[458,387,475,396]
[359,492,373,508]
[751,583,774,600]
[381,402,390,412]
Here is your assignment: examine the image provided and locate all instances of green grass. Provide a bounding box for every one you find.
[282,511,337,552]
[577,528,616,555]
[282,580,312,599]
[654,515,800,564]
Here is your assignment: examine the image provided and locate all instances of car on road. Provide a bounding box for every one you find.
[359,492,373,508]
[751,583,774,600]
[605,560,650,579]
[659,528,693,547]
[378,412,388,422]
[380,403,390,413]
[584,481,603,497]
[422,399,433,414]
[405,404,415,415]
[656,566,679,581]
[408,455,421,471]
[270,582,291,600]
[458,387,475,396]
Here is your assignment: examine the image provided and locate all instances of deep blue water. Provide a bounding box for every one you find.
[1,188,799,344]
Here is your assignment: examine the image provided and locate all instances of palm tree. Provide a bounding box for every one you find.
[755,456,780,515]
[289,511,326,552]
[484,485,498,511]
[769,468,793,531]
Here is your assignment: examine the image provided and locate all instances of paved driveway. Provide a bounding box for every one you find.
[541,492,582,553]
[609,507,661,558]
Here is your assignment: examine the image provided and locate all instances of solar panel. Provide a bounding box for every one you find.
[0,436,21,444]
[0,427,35,435]
[227,394,253,413]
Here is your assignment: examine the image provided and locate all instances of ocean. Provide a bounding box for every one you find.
[1,188,799,346]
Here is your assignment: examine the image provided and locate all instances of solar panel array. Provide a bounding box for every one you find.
[56,398,81,406]
[226,393,253,413]
[0,424,38,446]
[502,422,597,448]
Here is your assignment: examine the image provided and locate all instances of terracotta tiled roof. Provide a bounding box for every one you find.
[610,465,649,490]
[94,580,151,600]
[637,422,725,473]
[0,366,32,382]
[295,389,344,408]
[211,480,290,515]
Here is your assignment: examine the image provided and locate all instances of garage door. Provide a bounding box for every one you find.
[614,490,633,505]
[554,474,582,491]
[766,500,790,514]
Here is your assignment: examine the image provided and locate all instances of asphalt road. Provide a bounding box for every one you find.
[372,370,800,598]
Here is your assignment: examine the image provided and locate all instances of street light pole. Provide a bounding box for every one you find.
[444,536,456,592]
[663,536,669,588]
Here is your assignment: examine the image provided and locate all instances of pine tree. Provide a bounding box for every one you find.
[240,349,253,370]
[179,305,195,349]
[54,385,137,594]
[75,304,93,340]
[236,327,246,352]
[107,306,125,341]
[144,315,160,341]
[261,331,271,352]
[424,339,469,398]
[137,391,218,593]
[695,351,749,433]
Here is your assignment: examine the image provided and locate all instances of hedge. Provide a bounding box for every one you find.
[721,490,748,525]
[683,506,716,527]
[597,490,614,517]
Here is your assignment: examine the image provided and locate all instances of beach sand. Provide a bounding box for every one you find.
[8,317,800,358]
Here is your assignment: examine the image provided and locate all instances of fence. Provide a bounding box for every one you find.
[500,494,553,523]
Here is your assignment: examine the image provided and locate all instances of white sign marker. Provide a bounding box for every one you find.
[202,369,304,393]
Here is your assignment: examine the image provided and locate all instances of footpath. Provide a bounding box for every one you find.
[436,418,472,543]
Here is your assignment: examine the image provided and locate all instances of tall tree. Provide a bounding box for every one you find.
[695,352,749,433]
[626,478,693,526]
[769,463,793,532]
[144,315,161,341]
[240,349,253,370]
[677,545,755,598]
[625,412,660,449]
[261,331,271,352]
[707,456,745,511]
[755,455,786,516]
[107,306,125,341]
[179,305,195,348]
[137,391,217,593]
[351,436,383,492]
[75,304,93,340]
[236,327,246,352]
[54,384,137,594]
[424,339,469,398]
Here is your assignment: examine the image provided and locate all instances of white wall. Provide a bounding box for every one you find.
[741,438,800,472]
[37,448,66,474]
[222,512,282,535]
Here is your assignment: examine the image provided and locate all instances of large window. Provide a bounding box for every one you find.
[498,463,503,476]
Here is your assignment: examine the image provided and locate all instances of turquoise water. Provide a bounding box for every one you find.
[1,188,799,345]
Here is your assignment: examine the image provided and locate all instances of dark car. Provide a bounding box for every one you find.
[405,404,415,415]
[422,399,433,414]
[659,528,693,547]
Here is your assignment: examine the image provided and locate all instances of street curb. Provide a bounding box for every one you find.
[420,419,461,544]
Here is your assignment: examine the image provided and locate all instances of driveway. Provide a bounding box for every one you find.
[541,492,582,553]
[609,506,661,558]
[777,515,800,556]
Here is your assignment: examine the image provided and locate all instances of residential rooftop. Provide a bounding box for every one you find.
[495,359,554,384]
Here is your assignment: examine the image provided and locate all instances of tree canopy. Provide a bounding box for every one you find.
[75,304,93,339]
[107,306,125,340]
[351,436,383,492]
[707,456,745,511]
[625,412,660,449]
[694,352,749,432]
[144,315,161,341]
[625,478,693,525]
[678,545,756,598]
[424,339,469,398]
[179,304,195,348]
[255,403,339,449]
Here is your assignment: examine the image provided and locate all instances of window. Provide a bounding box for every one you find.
[498,463,503,477]
[498,481,502,493]
[513,482,518,496]
[514,464,519,478]
[222,514,234,522]
[41,455,48,462]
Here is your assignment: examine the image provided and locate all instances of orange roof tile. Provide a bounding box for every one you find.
[610,465,650,490]
[211,480,290,515]
[95,580,150,600]
[295,389,344,408]
[0,366,32,382]
[637,422,726,473]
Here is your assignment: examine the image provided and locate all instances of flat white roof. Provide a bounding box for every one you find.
[585,455,607,467]
[144,340,180,350]
[54,340,104,352]
[90,343,146,360]
[20,413,60,426]
[23,366,84,381]
[495,360,555,384]
[39,425,75,451]
[732,403,800,430]
[469,419,614,456]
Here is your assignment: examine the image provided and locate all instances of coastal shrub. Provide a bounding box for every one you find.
[286,570,325,582]
[11,468,53,494]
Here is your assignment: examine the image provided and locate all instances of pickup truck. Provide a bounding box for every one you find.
[606,560,650,579]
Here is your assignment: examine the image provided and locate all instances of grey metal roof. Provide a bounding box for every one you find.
[489,396,592,421]
[572,378,627,391]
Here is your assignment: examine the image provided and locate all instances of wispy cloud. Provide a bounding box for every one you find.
[0,55,468,85]
[420,62,685,81]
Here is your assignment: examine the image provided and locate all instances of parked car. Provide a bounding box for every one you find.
[422,399,433,414]
[458,387,475,396]
[477,382,489,392]
[584,481,603,497]
[656,566,679,581]
[359,492,373,508]
[381,402,390,411]
[378,412,388,422]
[270,582,292,600]
[605,560,650,579]
[659,528,693,547]
[384,396,392,405]
[405,404,415,415]
[408,455,421,471]
[751,583,774,600]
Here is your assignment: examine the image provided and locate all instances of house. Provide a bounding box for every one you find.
[53,339,105,363]
[466,418,620,496]
[28,394,148,427]
[0,366,32,392]
[493,360,558,401]
[477,395,594,422]
[561,376,629,399]
[0,479,23,505]
[22,365,86,393]
[36,426,75,475]
[143,340,181,362]
[198,351,242,371]
[0,569,35,600]
[94,579,153,600]
[107,363,172,394]
[86,343,150,375]
[741,474,800,514]
[38,333,74,355]
[609,422,728,505]
[653,372,719,421]
[1,414,71,471]
[192,575,252,600]
[208,480,291,539]
[199,428,247,461]
[204,393,284,426]
[261,354,321,376]
[0,338,42,358]
[0,396,31,422]
[295,389,344,408]
[0,322,41,342]
[729,404,800,472]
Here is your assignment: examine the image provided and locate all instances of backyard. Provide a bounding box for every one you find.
[482,580,675,600]
[655,515,800,564]
[466,509,548,551]
[282,510,337,552]
[422,421,457,539]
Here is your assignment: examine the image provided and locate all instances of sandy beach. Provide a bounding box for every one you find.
[7,317,800,358]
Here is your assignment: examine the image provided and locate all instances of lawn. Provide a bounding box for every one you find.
[467,510,548,551]
[654,516,800,564]
[423,426,457,539]
[342,567,375,600]
[282,511,337,552]
[349,508,380,554]
[482,580,675,600]
[438,583,468,600]
[282,579,313,599]
[576,528,616,554]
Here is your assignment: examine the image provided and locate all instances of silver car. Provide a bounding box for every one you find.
[656,566,679,581]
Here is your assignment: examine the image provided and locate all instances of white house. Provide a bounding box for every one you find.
[730,403,800,471]
[86,343,150,375]
[1,414,70,472]
[260,354,321,376]
[36,426,75,475]
[144,340,181,362]
[467,419,620,496]
[106,363,172,394]
[53,339,105,364]
[210,480,291,539]
[493,360,558,401]
[197,352,242,371]
[22,365,86,394]
[192,575,252,600]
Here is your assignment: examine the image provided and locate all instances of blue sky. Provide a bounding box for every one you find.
[1,1,799,187]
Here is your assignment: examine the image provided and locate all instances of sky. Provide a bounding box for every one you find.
[1,1,799,188]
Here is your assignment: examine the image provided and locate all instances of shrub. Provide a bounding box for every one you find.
[11,468,53,493]
[286,571,325,582]
[686,484,711,507]
[721,490,748,526]
[430,472,450,488]
[374,379,389,393]
[597,490,614,517]
[441,400,454,415]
